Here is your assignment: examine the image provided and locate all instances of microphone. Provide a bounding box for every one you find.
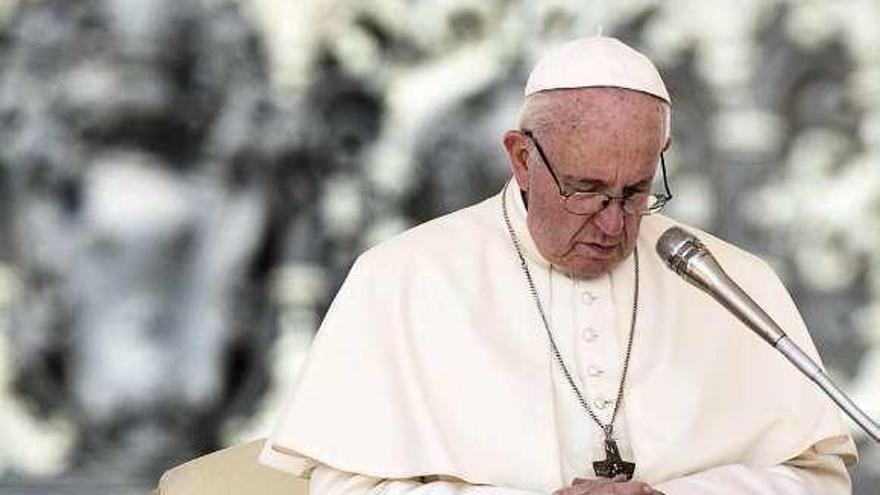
[656,226,880,442]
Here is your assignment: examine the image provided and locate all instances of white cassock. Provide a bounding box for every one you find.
[259,180,857,494]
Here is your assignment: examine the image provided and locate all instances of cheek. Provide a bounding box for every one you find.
[622,216,642,245]
[534,208,587,249]
[527,196,568,243]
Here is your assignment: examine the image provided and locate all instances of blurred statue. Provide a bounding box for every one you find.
[0,0,315,482]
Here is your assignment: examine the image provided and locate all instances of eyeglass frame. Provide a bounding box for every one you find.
[521,129,673,216]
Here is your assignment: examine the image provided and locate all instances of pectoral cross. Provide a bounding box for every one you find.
[592,438,635,481]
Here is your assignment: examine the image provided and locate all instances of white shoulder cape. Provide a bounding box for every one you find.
[260,183,856,493]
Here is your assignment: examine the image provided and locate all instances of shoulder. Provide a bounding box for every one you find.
[636,214,818,345]
[639,214,776,279]
[355,193,505,272]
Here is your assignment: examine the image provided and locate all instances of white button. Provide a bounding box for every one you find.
[582,327,599,342]
[587,366,604,377]
[582,291,598,305]
[593,397,611,409]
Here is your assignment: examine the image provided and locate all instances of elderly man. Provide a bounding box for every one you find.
[259,37,857,494]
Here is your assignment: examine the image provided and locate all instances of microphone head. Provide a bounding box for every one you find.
[655,226,705,275]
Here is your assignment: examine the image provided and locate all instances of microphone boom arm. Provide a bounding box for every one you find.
[775,336,880,443]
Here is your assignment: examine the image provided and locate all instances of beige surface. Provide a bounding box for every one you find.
[156,438,308,495]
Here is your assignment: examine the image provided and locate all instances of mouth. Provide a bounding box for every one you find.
[578,242,619,259]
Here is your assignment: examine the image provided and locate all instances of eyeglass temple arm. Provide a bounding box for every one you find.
[658,153,673,202]
[521,129,567,198]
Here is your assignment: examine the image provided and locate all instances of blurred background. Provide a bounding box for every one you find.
[0,0,878,493]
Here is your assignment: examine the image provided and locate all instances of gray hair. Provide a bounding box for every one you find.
[517,89,672,143]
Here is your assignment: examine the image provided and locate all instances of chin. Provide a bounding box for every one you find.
[555,249,622,278]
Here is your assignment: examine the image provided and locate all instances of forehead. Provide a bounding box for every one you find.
[529,88,666,175]
[531,88,666,140]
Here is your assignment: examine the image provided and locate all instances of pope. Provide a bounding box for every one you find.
[259,37,857,495]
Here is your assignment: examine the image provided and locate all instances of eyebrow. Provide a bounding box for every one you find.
[563,176,607,189]
[562,174,653,191]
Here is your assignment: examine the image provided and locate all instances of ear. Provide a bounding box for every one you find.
[502,130,531,192]
[662,136,672,152]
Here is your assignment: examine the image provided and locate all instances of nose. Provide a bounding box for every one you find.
[592,199,625,236]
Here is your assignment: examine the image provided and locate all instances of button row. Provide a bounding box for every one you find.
[581,290,608,413]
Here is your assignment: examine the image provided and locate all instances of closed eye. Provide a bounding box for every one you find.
[623,187,650,196]
[564,177,653,195]
[623,179,653,195]
[563,177,606,193]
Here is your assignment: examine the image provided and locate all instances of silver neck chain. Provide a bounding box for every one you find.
[501,184,639,441]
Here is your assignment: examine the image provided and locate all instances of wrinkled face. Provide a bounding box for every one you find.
[503,88,669,278]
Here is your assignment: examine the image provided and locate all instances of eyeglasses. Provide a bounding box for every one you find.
[522,129,673,216]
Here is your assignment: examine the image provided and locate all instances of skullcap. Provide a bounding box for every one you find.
[525,36,670,103]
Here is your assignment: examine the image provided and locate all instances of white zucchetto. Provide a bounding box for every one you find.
[525,36,670,103]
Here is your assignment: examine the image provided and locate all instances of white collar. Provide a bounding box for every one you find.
[503,178,553,270]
